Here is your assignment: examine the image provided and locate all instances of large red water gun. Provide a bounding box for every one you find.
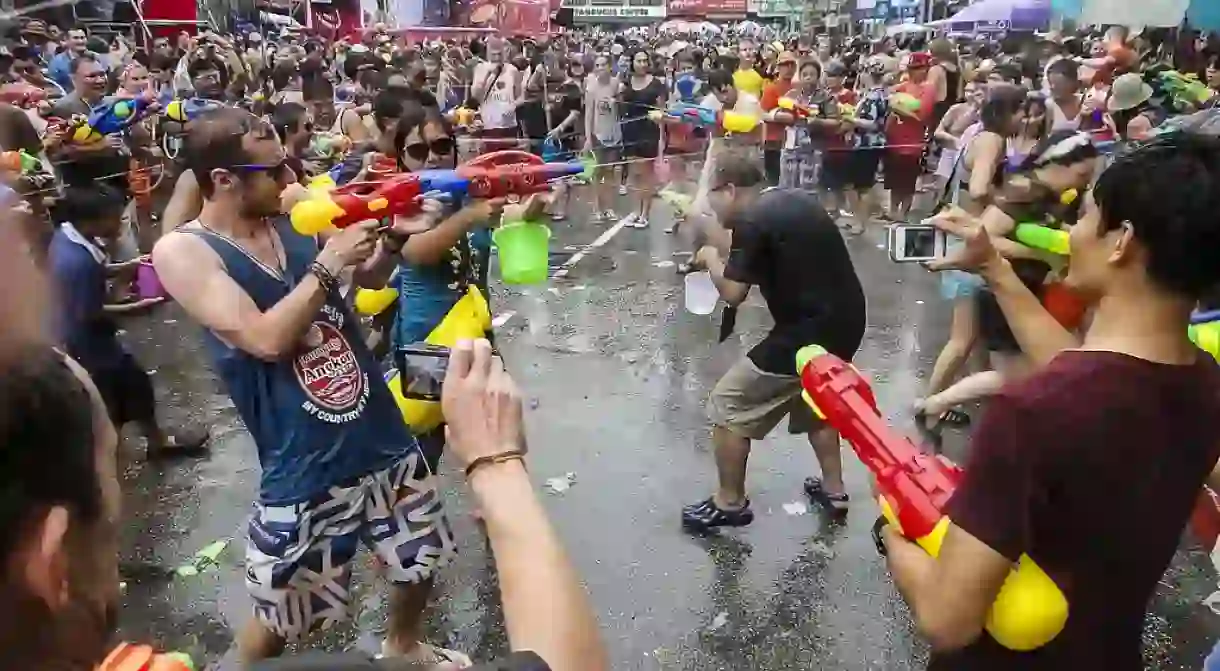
[795,344,1068,652]
[413,150,588,201]
[290,172,427,235]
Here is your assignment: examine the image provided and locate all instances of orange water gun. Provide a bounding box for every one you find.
[796,344,1069,651]
[98,642,194,671]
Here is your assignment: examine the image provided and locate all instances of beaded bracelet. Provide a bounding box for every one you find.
[464,450,527,480]
[309,261,339,292]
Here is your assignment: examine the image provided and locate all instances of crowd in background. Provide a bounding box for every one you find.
[0,12,1218,671]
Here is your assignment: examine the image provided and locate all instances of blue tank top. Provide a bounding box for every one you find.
[392,226,492,348]
[192,220,417,505]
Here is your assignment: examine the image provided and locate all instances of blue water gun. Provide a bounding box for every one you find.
[675,74,700,103]
[662,102,719,128]
[163,97,226,123]
[69,93,155,144]
[650,103,760,134]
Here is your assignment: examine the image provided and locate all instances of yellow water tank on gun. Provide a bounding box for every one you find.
[386,285,492,432]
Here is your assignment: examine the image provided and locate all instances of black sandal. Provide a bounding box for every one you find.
[681,497,755,532]
[803,478,850,517]
[913,414,944,454]
[938,408,971,427]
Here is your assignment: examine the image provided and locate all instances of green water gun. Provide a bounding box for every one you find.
[1014,223,1069,256]
[0,149,39,174]
[1189,321,1220,362]
[1159,70,1214,109]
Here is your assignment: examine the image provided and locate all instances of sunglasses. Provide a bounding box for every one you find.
[405,137,454,161]
[229,158,292,180]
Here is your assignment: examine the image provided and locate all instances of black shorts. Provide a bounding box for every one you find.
[89,353,156,427]
[977,275,1046,353]
[822,148,881,191]
[883,153,923,195]
[623,138,659,160]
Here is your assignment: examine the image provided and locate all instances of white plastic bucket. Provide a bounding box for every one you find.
[684,271,719,315]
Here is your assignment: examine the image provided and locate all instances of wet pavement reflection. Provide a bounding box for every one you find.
[117,192,1220,669]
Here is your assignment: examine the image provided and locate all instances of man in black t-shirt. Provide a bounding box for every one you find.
[682,156,867,532]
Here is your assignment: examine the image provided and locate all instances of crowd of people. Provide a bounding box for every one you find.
[0,13,1218,671]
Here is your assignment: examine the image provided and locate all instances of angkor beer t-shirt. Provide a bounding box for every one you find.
[933,350,1220,670]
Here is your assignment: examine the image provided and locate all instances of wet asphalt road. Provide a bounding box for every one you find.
[116,184,1220,670]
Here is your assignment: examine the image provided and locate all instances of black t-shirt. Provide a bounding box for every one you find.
[517,96,548,142]
[935,351,1220,670]
[619,76,666,146]
[547,80,582,128]
[723,189,867,374]
[251,650,551,671]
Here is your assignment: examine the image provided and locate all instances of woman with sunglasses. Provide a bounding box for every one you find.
[388,104,498,470]
[269,102,315,185]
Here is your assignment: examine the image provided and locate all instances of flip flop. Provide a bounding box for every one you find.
[380,641,473,669]
[148,430,210,461]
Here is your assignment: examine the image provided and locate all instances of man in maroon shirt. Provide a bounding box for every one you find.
[892,132,1220,670]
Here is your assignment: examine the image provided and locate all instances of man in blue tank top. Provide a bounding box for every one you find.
[151,109,466,667]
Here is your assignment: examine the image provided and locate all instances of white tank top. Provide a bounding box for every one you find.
[1047,96,1082,133]
[585,75,622,146]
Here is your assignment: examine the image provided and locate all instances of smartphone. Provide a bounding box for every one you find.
[888,222,948,263]
[394,344,450,401]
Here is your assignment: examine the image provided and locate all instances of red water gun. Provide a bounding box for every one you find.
[98,642,194,671]
[0,82,48,109]
[796,344,1068,651]
[414,150,588,201]
[290,172,427,235]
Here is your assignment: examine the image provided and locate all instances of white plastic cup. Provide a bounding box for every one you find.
[684,270,719,315]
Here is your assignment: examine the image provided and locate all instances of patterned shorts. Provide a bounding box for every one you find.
[245,452,456,641]
[779,149,821,192]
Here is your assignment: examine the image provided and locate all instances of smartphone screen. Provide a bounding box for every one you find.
[395,345,450,401]
[888,223,947,263]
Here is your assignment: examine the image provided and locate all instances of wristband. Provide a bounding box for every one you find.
[309,261,339,292]
[464,450,526,480]
[872,516,890,557]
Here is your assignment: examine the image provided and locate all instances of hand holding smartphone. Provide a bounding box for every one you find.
[888,219,948,263]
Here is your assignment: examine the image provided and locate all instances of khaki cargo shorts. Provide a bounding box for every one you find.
[707,356,822,440]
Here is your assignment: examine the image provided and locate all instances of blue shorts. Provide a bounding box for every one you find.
[939,269,985,301]
[245,453,456,641]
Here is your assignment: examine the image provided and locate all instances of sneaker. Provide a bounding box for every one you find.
[682,497,755,532]
[627,214,649,229]
[602,210,619,222]
[803,477,850,516]
[618,184,628,196]
[621,212,638,227]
